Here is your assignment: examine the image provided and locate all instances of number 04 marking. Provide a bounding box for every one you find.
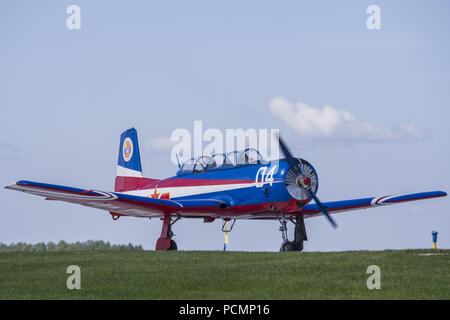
[255,166,277,187]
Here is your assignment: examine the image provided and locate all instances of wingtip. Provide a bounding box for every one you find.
[433,191,447,197]
[4,180,24,190]
[5,182,17,190]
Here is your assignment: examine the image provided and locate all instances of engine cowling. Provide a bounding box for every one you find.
[284,158,319,201]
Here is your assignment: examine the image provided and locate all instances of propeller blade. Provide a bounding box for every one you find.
[277,133,337,228]
[277,135,302,175]
[307,189,337,228]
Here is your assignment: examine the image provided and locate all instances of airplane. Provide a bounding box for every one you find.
[5,128,447,251]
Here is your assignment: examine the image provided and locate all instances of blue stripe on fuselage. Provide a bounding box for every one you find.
[172,160,290,180]
[168,160,292,206]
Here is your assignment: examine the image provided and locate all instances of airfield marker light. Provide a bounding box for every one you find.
[224,221,229,251]
[431,231,438,249]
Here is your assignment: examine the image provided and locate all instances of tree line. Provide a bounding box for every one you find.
[0,240,143,252]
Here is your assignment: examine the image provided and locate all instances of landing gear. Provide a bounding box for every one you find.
[272,206,307,252]
[155,215,180,251]
[168,239,177,251]
[292,215,307,252]
[272,206,292,252]
[280,240,294,252]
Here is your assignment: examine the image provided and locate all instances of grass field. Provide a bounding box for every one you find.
[0,249,449,299]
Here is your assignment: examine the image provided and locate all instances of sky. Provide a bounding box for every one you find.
[1,0,449,251]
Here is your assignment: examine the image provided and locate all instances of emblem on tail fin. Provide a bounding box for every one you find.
[123,137,133,162]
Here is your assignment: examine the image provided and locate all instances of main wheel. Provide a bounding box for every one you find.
[168,239,178,251]
[280,241,294,252]
[292,240,304,252]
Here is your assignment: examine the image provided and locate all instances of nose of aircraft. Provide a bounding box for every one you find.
[303,176,311,186]
[284,158,319,201]
[295,175,312,189]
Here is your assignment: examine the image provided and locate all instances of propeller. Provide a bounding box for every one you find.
[278,135,337,228]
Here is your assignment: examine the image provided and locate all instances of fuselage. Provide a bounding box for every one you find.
[121,159,312,218]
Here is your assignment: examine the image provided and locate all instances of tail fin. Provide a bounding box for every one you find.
[117,128,143,178]
[115,128,159,192]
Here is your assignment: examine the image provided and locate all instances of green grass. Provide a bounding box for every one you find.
[0,249,449,299]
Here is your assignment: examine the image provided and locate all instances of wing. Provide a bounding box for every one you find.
[301,191,447,217]
[5,180,227,218]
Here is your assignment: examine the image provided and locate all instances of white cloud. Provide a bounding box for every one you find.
[269,96,425,143]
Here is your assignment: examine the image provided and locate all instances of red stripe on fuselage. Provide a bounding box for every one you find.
[151,178,255,188]
[165,198,306,217]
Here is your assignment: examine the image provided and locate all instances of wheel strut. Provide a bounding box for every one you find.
[272,206,293,251]
[291,215,307,252]
[155,215,179,251]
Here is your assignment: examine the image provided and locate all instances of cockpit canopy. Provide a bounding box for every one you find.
[177,148,267,175]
